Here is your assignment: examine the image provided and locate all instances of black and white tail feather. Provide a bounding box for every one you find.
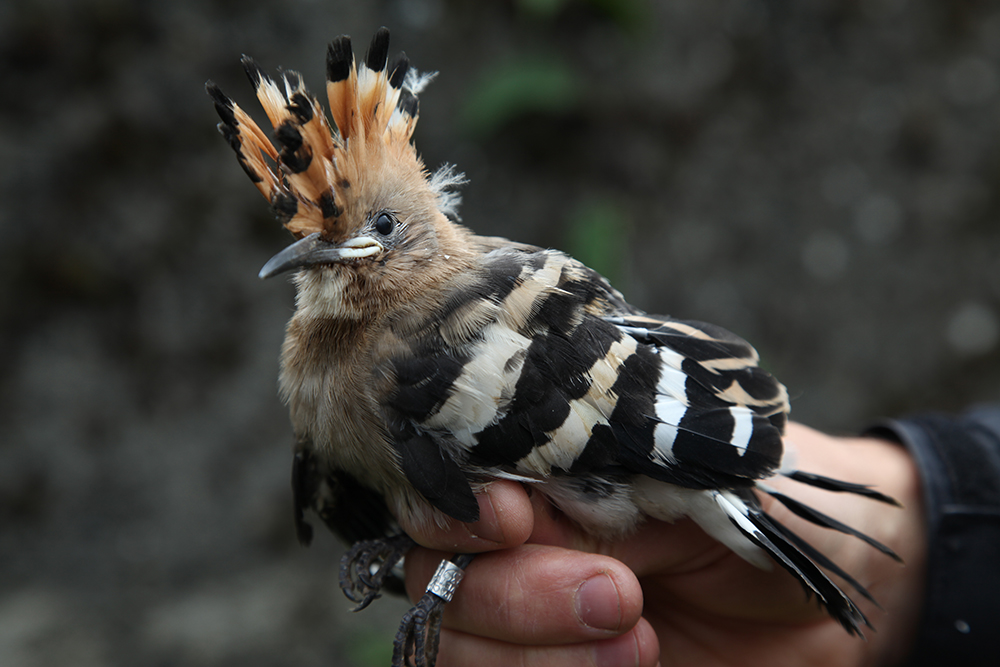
[210,27,902,667]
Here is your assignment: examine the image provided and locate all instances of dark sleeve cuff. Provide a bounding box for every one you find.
[864,406,1000,666]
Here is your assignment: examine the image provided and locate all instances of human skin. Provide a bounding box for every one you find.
[399,422,928,667]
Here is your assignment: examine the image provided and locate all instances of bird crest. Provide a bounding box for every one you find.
[207,27,446,240]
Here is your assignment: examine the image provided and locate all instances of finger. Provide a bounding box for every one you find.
[524,487,730,579]
[406,544,644,644]
[521,492,823,624]
[435,617,661,667]
[398,479,534,552]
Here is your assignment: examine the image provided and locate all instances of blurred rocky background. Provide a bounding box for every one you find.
[2,0,999,665]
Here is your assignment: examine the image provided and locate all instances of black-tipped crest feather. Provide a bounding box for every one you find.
[365,26,391,71]
[206,82,234,120]
[398,89,418,118]
[209,27,435,239]
[388,53,409,88]
[326,35,353,82]
[288,91,314,123]
[241,54,265,89]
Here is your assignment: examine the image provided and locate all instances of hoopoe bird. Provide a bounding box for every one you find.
[208,27,901,667]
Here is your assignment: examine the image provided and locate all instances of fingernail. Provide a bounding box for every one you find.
[576,573,622,632]
[593,632,640,667]
[468,490,504,543]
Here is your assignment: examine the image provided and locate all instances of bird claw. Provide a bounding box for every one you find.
[340,539,474,666]
[391,554,474,667]
[392,590,447,667]
[339,534,415,611]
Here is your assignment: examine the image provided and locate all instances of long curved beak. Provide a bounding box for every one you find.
[259,232,384,279]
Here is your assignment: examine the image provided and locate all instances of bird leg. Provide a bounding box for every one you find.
[340,534,416,611]
[392,553,475,667]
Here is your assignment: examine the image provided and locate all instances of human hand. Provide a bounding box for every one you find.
[400,423,927,667]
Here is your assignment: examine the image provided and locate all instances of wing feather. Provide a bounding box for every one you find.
[381,248,790,495]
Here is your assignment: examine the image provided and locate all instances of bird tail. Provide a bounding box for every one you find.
[710,480,900,636]
[206,27,428,239]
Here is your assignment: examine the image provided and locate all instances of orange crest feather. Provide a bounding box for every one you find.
[207,27,429,239]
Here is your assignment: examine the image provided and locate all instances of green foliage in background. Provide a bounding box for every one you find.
[460,56,580,136]
[346,630,395,667]
[564,197,632,286]
[461,0,648,136]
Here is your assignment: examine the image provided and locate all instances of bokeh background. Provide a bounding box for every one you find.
[3,0,1000,665]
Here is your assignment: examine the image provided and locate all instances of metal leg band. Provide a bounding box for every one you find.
[425,559,464,602]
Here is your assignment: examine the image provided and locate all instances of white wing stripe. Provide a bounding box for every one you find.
[729,406,755,455]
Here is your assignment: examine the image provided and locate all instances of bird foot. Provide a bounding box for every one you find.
[339,534,415,611]
[392,554,474,667]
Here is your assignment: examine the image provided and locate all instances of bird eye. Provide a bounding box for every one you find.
[374,212,394,235]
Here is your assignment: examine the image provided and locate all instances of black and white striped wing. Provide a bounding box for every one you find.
[383,245,790,510]
[601,314,790,488]
[379,246,897,635]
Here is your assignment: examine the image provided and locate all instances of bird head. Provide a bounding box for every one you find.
[208,27,470,319]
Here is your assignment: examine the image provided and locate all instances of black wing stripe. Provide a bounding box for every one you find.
[474,315,623,471]
[588,315,790,486]
[785,470,903,507]
[610,316,788,413]
[389,353,469,423]
[397,433,480,522]
[766,490,903,562]
[719,491,870,635]
[389,252,791,493]
[764,517,881,608]
[388,249,539,428]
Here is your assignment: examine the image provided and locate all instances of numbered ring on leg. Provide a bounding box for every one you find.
[425,560,464,602]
